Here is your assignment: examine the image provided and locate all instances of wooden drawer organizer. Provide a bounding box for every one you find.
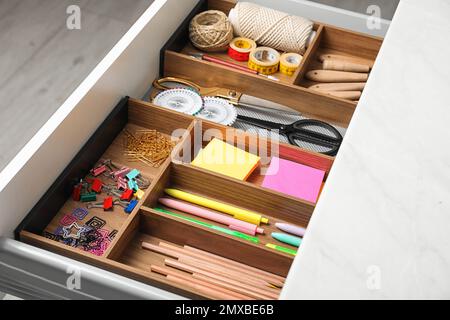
[16,0,382,300]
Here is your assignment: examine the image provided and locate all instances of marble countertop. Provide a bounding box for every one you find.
[281,0,450,299]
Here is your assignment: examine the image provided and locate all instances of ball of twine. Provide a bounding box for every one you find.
[229,2,313,54]
[189,10,233,52]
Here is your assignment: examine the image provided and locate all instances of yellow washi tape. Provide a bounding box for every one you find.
[248,47,280,75]
[280,53,303,76]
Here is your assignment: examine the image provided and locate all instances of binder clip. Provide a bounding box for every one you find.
[80,192,97,202]
[87,196,114,211]
[91,178,103,193]
[120,189,134,201]
[91,164,107,177]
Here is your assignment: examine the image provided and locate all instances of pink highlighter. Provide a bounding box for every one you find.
[158,198,264,236]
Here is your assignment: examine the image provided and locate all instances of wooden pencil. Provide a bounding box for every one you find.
[165,259,279,300]
[150,265,252,300]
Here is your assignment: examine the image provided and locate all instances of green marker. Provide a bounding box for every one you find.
[154,207,259,243]
[266,243,297,256]
[271,232,302,247]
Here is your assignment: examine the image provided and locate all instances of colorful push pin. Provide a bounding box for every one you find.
[103,197,114,211]
[126,169,140,181]
[121,189,134,201]
[128,179,139,191]
[72,183,82,201]
[91,178,103,193]
[134,189,145,200]
[125,200,138,214]
[91,165,107,177]
[81,192,97,202]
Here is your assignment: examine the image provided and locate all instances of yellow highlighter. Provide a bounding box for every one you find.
[164,188,269,225]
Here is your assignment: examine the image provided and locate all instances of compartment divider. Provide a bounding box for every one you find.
[292,25,324,85]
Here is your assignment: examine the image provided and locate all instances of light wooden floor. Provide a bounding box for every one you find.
[0,0,153,172]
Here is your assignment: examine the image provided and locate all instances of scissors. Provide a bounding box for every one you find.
[236,116,342,156]
[152,77,300,115]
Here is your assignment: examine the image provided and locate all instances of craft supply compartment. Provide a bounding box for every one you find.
[159,0,383,126]
[16,98,195,258]
[293,25,382,102]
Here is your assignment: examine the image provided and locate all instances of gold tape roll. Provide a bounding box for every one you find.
[280,53,303,76]
[248,47,280,75]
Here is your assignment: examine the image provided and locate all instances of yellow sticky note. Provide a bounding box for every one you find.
[191,138,260,180]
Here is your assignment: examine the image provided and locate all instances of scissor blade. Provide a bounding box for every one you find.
[239,94,300,115]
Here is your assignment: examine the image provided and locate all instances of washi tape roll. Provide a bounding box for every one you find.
[248,47,280,75]
[280,53,303,76]
[227,37,256,61]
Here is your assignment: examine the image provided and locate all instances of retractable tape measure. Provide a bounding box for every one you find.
[248,47,280,75]
[280,53,303,76]
[227,37,256,62]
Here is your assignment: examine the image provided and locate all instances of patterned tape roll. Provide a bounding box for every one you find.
[248,47,280,75]
[280,53,303,76]
[228,37,256,62]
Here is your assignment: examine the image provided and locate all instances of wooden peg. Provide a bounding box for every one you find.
[308,82,366,92]
[318,53,374,68]
[324,91,362,100]
[306,70,368,82]
[323,59,370,73]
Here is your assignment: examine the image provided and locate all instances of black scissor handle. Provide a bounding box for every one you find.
[288,119,343,156]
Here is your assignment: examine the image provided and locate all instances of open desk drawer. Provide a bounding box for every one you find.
[4,0,387,300]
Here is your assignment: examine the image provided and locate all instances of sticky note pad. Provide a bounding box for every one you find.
[191,138,260,180]
[262,157,325,203]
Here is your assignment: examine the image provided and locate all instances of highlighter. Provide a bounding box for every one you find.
[271,232,302,247]
[154,207,259,243]
[159,198,264,236]
[275,223,306,237]
[266,243,297,256]
[164,188,269,225]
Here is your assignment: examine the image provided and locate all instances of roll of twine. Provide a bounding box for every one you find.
[189,10,234,52]
[229,2,314,54]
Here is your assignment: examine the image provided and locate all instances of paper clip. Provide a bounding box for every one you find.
[62,222,83,239]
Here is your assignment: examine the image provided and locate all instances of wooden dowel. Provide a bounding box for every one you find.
[308,82,366,92]
[183,245,285,286]
[306,70,368,82]
[324,91,361,100]
[151,265,252,300]
[165,259,279,300]
[318,53,374,68]
[323,59,370,73]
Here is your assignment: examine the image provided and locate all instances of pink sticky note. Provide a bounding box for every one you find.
[262,157,325,203]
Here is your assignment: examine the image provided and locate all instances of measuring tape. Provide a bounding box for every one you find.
[248,47,280,75]
[227,37,256,62]
[280,53,303,76]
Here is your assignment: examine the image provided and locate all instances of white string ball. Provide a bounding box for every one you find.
[229,2,314,54]
[189,10,234,52]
